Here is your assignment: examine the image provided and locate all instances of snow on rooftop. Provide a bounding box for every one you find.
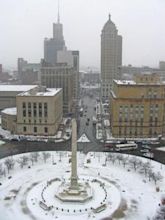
[114,80,136,85]
[19,88,62,96]
[0,85,37,92]
[1,107,17,115]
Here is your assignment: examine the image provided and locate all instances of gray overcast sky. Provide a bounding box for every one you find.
[0,0,165,70]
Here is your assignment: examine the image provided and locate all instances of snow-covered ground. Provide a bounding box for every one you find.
[0,151,165,220]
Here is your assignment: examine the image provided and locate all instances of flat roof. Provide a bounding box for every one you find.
[0,85,37,92]
[114,80,136,85]
[114,80,165,85]
[19,88,62,97]
[1,107,17,115]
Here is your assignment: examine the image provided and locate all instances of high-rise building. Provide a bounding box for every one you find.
[159,61,165,71]
[57,50,80,100]
[0,64,2,74]
[44,15,65,65]
[41,62,74,114]
[17,58,40,84]
[101,14,122,100]
[110,73,165,138]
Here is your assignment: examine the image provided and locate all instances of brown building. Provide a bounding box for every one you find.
[110,73,165,138]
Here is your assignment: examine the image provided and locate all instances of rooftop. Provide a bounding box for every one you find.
[1,107,17,115]
[19,87,62,97]
[0,85,37,92]
[114,79,165,85]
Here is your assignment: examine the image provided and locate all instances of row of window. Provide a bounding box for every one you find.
[118,127,158,136]
[23,126,48,133]
[118,118,159,125]
[22,102,48,118]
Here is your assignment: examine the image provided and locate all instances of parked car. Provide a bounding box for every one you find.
[143,152,154,159]
[141,145,151,150]
[140,149,149,153]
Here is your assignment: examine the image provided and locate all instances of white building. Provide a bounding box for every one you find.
[1,86,63,136]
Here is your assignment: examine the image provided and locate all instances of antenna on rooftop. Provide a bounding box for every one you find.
[57,0,60,23]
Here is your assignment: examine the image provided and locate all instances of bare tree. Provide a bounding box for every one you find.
[116,154,124,165]
[152,172,163,185]
[17,155,29,168]
[122,156,128,168]
[31,152,40,163]
[0,164,4,178]
[148,169,153,182]
[111,155,116,165]
[42,152,51,163]
[129,158,141,171]
[141,161,152,177]
[4,157,15,173]
[0,164,6,178]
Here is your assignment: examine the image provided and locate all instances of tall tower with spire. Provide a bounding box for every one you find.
[101,14,122,100]
[44,1,66,65]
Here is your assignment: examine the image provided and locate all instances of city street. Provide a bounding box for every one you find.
[77,95,103,153]
[0,93,165,164]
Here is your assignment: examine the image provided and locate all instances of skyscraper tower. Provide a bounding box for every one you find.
[101,14,122,100]
[44,5,66,65]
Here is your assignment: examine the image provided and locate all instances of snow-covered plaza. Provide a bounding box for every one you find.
[0,151,165,220]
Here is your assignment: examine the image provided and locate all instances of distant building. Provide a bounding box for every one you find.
[101,14,122,100]
[17,58,40,84]
[57,50,80,101]
[82,71,100,84]
[0,85,37,111]
[110,73,165,138]
[159,61,165,71]
[1,86,63,136]
[0,64,2,74]
[41,62,74,114]
[42,13,79,116]
[0,64,11,82]
[44,17,66,65]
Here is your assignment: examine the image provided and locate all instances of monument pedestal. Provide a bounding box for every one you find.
[55,180,93,202]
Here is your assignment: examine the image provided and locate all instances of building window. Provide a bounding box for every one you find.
[39,103,42,117]
[22,102,26,108]
[23,126,26,132]
[34,110,37,117]
[34,127,37,133]
[28,110,31,117]
[23,110,26,117]
[28,102,31,108]
[44,127,48,133]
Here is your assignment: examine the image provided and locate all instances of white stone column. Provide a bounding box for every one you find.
[70,119,78,189]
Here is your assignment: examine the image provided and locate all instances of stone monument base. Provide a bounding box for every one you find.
[55,180,93,202]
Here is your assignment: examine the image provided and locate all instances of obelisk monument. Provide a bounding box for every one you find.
[70,119,79,190]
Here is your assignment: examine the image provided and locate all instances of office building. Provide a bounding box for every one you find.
[101,14,122,100]
[110,73,165,138]
[44,15,65,65]
[1,85,63,136]
[41,62,74,114]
